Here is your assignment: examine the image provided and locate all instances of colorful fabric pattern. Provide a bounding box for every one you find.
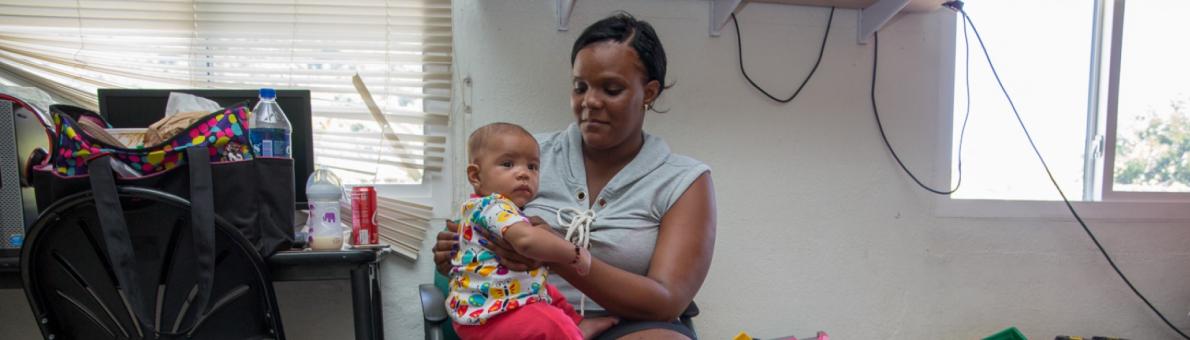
[50,106,253,177]
[447,193,549,325]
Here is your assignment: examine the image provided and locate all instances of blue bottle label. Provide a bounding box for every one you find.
[250,128,291,158]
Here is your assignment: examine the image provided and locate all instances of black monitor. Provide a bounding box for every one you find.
[97,89,314,203]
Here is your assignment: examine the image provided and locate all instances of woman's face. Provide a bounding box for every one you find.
[570,41,660,151]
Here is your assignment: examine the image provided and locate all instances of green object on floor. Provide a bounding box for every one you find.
[983,327,1028,340]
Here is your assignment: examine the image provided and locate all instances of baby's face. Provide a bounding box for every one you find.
[473,132,540,207]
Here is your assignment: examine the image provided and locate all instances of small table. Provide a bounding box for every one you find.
[0,248,386,340]
[269,249,386,340]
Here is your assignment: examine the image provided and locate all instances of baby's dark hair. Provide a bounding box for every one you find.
[467,122,535,163]
[571,12,669,99]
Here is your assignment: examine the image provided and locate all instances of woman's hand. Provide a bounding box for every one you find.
[432,222,459,276]
[433,219,546,276]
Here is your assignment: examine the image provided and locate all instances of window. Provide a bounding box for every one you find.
[0,0,450,186]
[0,0,450,258]
[952,0,1189,202]
[1101,0,1190,201]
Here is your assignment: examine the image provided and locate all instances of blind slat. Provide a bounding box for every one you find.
[313,147,445,164]
[312,110,448,126]
[315,130,446,143]
[313,135,446,153]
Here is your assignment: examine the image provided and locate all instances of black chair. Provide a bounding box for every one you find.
[21,186,285,340]
[418,273,700,340]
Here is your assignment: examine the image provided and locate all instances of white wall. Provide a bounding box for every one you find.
[450,0,1190,339]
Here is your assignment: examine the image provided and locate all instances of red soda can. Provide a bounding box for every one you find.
[350,186,378,245]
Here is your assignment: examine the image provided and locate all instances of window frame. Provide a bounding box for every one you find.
[934,1,1190,220]
[1097,0,1190,202]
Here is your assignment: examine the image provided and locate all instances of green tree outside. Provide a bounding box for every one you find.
[1115,96,1190,191]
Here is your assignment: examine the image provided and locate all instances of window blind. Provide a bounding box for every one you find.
[0,0,450,185]
[0,0,450,259]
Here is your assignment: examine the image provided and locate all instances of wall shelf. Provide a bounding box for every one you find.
[554,0,945,43]
[713,0,947,43]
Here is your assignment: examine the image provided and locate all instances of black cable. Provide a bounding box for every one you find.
[869,24,972,195]
[952,9,1190,339]
[731,7,833,103]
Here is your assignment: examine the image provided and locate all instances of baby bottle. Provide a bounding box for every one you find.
[305,169,344,250]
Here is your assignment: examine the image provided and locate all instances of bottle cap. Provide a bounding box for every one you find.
[259,88,277,100]
[305,169,343,201]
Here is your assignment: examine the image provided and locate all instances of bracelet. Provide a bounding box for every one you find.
[569,244,581,265]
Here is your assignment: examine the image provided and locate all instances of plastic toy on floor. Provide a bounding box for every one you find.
[983,327,1028,340]
[733,331,829,340]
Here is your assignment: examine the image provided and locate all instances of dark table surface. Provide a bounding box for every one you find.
[0,248,382,288]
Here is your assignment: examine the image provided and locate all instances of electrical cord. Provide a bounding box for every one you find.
[872,1,1189,337]
[869,22,971,195]
[731,7,834,103]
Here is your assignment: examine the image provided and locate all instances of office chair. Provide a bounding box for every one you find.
[419,273,700,340]
[21,186,286,340]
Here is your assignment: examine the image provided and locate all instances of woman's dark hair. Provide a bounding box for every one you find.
[571,12,669,99]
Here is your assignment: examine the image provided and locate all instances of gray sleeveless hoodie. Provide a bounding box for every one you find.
[523,123,710,311]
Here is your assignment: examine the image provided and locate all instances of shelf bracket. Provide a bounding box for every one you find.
[858,0,911,44]
[557,0,576,31]
[710,0,746,37]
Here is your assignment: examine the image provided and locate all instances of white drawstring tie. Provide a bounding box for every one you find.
[556,207,595,315]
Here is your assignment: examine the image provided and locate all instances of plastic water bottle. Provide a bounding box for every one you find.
[305,169,344,250]
[249,88,292,158]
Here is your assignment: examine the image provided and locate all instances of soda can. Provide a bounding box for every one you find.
[350,186,378,245]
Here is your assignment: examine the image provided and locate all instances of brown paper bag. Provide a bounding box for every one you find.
[144,110,213,146]
[77,118,128,148]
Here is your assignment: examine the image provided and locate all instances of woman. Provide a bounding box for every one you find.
[435,12,716,340]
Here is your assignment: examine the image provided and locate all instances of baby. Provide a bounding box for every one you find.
[447,122,616,339]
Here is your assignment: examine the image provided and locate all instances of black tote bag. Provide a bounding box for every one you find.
[27,104,294,257]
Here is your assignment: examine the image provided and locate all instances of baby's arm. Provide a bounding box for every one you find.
[473,196,592,274]
[502,222,589,274]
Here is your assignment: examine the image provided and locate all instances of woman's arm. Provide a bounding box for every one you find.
[552,173,716,321]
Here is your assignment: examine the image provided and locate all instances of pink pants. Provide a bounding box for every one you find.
[453,283,584,340]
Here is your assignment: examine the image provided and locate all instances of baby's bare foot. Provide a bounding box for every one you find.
[579,316,620,340]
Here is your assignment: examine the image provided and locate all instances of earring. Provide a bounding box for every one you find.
[643,103,651,111]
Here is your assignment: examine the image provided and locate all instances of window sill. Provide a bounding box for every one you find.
[934,197,1190,222]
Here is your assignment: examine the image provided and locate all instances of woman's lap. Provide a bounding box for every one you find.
[583,310,696,340]
[595,320,695,340]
